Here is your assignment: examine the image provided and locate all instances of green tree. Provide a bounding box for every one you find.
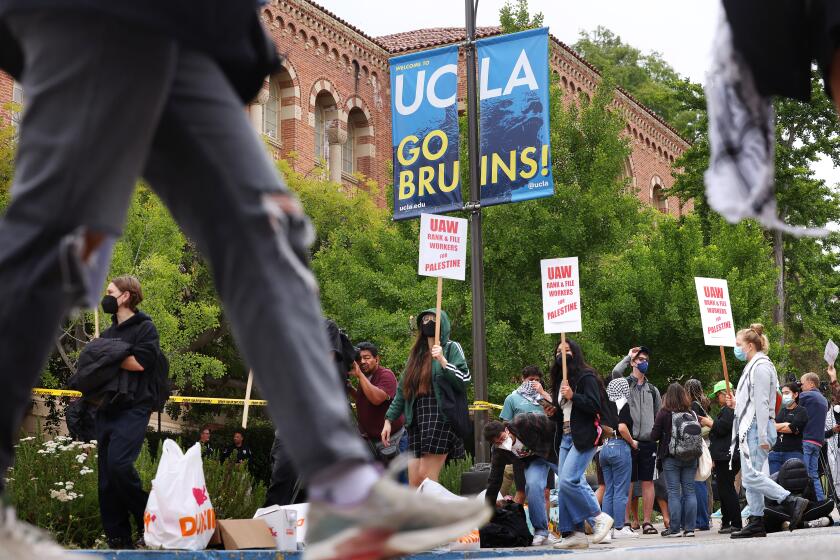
[573,27,702,138]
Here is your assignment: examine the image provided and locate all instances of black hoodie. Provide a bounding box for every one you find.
[100,311,160,410]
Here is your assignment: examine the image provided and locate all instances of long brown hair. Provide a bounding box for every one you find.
[402,330,432,400]
[662,383,691,413]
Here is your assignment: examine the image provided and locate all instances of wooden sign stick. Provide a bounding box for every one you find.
[720,346,732,397]
[561,332,568,383]
[434,276,443,347]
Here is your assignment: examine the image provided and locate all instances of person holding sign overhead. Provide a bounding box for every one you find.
[727,324,809,539]
[549,338,614,550]
[383,309,470,487]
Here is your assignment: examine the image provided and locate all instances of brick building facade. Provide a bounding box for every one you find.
[0,0,690,215]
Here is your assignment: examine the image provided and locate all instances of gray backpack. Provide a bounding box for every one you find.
[668,411,703,461]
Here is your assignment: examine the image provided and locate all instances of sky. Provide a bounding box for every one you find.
[321,0,840,188]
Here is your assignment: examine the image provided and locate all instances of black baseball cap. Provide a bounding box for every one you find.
[633,346,651,359]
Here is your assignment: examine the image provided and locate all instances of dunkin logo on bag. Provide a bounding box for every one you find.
[179,508,216,537]
[143,512,157,531]
[192,486,208,506]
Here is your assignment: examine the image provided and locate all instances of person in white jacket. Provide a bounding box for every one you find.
[727,323,808,539]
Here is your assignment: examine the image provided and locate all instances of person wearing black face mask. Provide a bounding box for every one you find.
[95,275,162,549]
[383,309,470,487]
[611,346,661,535]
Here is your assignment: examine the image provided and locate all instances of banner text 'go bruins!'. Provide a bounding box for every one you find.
[390,45,461,220]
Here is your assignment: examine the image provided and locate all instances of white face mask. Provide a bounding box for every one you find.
[498,435,513,452]
[834,404,840,414]
[615,397,628,411]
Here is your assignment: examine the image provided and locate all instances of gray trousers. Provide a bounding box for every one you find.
[0,11,370,492]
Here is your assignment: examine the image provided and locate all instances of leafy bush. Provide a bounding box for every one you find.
[438,454,473,495]
[8,433,266,549]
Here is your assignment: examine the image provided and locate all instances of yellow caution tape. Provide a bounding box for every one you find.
[33,388,502,412]
[472,400,503,410]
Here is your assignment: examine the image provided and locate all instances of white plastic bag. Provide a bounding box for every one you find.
[695,439,712,481]
[144,440,216,550]
[416,479,480,551]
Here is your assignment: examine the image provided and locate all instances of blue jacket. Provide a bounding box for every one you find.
[798,389,829,445]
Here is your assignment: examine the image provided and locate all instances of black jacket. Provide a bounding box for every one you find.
[485,449,526,507]
[709,406,737,461]
[68,337,133,409]
[99,311,161,410]
[552,371,603,451]
[0,0,281,103]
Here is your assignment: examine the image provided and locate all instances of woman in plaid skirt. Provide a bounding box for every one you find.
[383,308,471,486]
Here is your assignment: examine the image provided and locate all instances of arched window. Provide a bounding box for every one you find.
[314,91,336,168]
[652,185,667,213]
[263,79,280,140]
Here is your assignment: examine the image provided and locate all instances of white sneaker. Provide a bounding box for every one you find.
[600,529,612,544]
[531,533,562,546]
[304,474,492,560]
[613,525,640,539]
[554,531,589,550]
[0,506,86,559]
[532,533,561,546]
[591,512,614,544]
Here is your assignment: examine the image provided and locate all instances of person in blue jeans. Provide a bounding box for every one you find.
[549,338,614,550]
[483,414,560,546]
[686,379,712,531]
[769,383,808,475]
[651,383,698,538]
[798,372,829,502]
[601,378,639,540]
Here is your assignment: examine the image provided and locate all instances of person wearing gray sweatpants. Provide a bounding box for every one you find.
[0,4,488,559]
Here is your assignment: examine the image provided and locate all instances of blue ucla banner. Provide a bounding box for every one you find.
[476,27,554,206]
[390,45,462,221]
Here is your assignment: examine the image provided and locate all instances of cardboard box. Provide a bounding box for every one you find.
[254,503,309,546]
[215,519,276,550]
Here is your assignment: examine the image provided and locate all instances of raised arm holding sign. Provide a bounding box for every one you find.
[418,213,468,345]
[541,257,582,383]
[694,277,737,395]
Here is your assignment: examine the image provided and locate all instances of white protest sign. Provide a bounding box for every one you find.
[694,277,736,347]
[826,339,838,367]
[541,257,582,334]
[418,213,468,281]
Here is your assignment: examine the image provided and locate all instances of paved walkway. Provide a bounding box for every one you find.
[72,520,840,559]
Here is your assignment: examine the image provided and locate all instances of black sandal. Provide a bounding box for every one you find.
[643,522,658,535]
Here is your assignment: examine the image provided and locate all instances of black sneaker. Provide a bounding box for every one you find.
[731,516,766,539]
[660,528,682,538]
[782,495,808,531]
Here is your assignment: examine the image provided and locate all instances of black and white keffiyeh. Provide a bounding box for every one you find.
[704,4,828,238]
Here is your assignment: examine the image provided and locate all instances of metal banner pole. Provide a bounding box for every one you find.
[465,0,489,464]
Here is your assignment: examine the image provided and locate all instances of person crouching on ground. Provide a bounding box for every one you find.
[484,414,560,547]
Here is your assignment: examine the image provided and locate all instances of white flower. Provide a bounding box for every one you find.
[79,467,93,476]
[54,482,63,486]
[75,453,87,464]
[89,440,97,445]
[65,482,74,490]
[19,436,36,442]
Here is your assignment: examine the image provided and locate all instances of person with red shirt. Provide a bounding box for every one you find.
[349,342,405,464]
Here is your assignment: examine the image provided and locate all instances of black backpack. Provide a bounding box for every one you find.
[151,348,172,413]
[479,502,532,548]
[669,411,703,460]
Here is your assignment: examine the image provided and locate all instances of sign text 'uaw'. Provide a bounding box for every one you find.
[541,257,582,334]
[418,213,468,281]
[694,277,736,347]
